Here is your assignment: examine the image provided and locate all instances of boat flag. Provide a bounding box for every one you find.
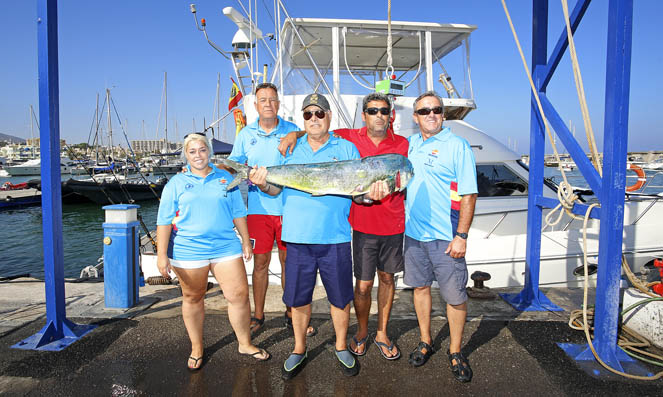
[233,108,246,137]
[228,78,243,110]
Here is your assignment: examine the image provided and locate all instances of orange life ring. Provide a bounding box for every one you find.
[626,163,646,192]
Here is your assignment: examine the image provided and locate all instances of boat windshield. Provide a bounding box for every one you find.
[275,18,476,119]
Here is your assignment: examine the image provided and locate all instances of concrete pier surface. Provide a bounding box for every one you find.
[1,278,661,395]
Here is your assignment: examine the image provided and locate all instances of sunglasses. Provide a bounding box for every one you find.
[365,107,390,116]
[303,110,327,120]
[415,106,444,116]
[184,132,206,139]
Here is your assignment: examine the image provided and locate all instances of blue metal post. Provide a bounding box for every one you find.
[12,0,95,351]
[501,0,562,311]
[559,0,647,375]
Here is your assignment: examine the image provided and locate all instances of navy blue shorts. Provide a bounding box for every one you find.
[283,242,354,309]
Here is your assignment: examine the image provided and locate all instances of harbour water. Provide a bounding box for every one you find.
[0,168,662,279]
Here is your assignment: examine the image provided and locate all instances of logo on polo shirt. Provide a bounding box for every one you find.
[250,138,257,145]
[430,149,439,158]
[185,183,194,190]
[219,178,227,184]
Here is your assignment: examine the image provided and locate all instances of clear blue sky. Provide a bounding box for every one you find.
[1,1,661,153]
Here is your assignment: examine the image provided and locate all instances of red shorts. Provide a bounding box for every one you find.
[247,214,287,254]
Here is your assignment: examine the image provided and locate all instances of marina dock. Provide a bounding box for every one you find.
[1,278,661,395]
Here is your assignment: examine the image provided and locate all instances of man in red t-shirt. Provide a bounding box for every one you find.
[279,92,408,360]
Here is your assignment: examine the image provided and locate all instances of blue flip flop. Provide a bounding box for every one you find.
[374,337,401,360]
[349,335,369,356]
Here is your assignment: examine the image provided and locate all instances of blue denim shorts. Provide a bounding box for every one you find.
[403,235,468,305]
[283,242,354,309]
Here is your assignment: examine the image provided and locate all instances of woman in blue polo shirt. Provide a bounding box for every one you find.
[156,133,270,371]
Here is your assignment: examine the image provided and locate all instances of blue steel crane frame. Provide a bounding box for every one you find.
[501,0,648,375]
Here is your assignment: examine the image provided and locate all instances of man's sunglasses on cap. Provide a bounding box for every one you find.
[415,106,444,116]
[303,110,327,120]
[365,107,390,116]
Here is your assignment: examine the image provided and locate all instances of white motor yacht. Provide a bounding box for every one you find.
[138,5,663,289]
[5,156,77,176]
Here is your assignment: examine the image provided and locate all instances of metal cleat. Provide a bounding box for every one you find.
[466,271,496,299]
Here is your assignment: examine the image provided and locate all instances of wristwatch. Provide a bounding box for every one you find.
[456,232,468,239]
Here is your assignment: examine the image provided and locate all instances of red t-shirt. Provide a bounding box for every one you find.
[334,127,409,236]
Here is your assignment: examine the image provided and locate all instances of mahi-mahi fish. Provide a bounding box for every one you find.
[220,153,414,197]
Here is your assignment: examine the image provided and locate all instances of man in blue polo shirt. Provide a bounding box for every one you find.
[404,91,478,383]
[228,82,313,336]
[249,93,389,380]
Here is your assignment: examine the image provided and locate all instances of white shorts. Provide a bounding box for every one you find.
[169,253,243,269]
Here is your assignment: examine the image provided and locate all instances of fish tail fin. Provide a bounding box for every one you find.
[218,158,250,190]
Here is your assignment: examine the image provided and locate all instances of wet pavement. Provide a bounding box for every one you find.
[1,280,662,395]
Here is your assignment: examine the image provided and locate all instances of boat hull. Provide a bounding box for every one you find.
[0,189,41,210]
[65,178,165,205]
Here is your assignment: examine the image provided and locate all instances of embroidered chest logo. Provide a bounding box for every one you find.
[219,178,227,184]
[425,149,438,167]
[250,138,257,146]
[185,183,194,190]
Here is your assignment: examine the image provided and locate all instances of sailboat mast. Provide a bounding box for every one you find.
[95,93,100,164]
[106,89,113,161]
[29,105,35,158]
[164,71,168,153]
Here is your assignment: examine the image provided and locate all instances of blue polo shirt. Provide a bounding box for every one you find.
[157,164,247,260]
[228,115,300,215]
[405,127,477,242]
[281,134,360,244]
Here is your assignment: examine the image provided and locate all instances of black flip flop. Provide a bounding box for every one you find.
[239,347,270,361]
[187,356,203,372]
[249,316,264,336]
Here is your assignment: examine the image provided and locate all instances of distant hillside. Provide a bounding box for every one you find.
[0,133,26,143]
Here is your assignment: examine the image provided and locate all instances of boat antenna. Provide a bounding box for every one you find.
[190,4,231,60]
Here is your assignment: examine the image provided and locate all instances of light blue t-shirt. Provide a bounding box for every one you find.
[281,135,360,244]
[405,127,478,242]
[228,115,300,215]
[156,164,247,260]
